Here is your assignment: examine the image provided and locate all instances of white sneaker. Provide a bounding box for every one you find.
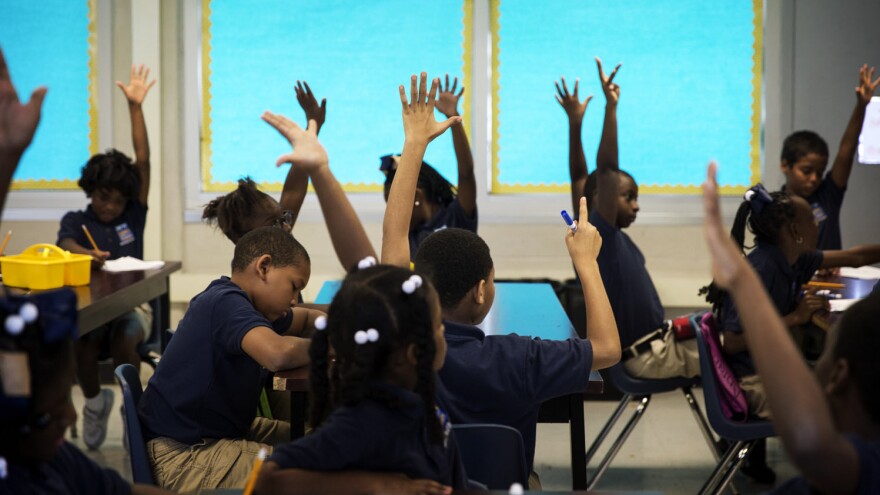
[83,388,114,450]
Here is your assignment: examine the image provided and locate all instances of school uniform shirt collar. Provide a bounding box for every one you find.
[369,380,424,419]
[442,320,485,343]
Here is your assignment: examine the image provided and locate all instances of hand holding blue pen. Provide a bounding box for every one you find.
[561,210,577,232]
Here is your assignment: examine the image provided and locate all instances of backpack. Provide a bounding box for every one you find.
[692,312,749,422]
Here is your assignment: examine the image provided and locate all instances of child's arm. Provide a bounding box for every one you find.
[821,244,880,269]
[286,307,326,338]
[382,73,461,267]
[555,77,592,214]
[0,48,47,215]
[241,326,310,371]
[262,111,376,272]
[280,81,328,227]
[594,58,622,226]
[829,65,879,189]
[254,464,452,495]
[435,74,476,218]
[702,162,859,493]
[58,236,110,266]
[115,65,156,206]
[566,196,620,370]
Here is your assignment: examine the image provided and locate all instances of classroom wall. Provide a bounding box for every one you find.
[2,0,878,329]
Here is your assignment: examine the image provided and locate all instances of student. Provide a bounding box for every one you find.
[203,86,375,272]
[0,290,172,495]
[138,227,320,494]
[253,265,468,494]
[380,73,477,258]
[55,65,155,450]
[384,73,621,488]
[780,65,879,251]
[702,163,880,494]
[558,58,698,381]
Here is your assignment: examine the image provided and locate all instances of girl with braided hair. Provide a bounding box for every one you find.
[254,265,467,494]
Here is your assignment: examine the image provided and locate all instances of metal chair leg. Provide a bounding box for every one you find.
[587,395,652,490]
[585,393,634,465]
[712,440,753,495]
[700,440,747,495]
[681,386,741,495]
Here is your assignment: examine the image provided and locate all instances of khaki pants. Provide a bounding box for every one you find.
[739,374,772,420]
[623,329,700,379]
[147,417,290,495]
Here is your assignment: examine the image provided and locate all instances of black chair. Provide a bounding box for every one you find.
[694,315,775,495]
[452,423,529,489]
[114,363,155,485]
[585,362,719,489]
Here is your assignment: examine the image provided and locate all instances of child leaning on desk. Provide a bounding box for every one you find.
[55,65,156,451]
[384,74,621,490]
[702,163,880,494]
[137,227,322,494]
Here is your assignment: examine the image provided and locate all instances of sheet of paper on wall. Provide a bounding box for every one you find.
[858,97,880,164]
[839,265,880,280]
[102,257,165,272]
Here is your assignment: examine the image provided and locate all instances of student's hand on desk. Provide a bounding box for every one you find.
[791,289,830,326]
[116,64,156,106]
[90,249,110,267]
[0,48,47,159]
[595,57,621,105]
[565,196,602,262]
[855,64,879,106]
[434,74,464,119]
[294,80,326,135]
[815,266,841,278]
[262,112,329,172]
[555,76,592,124]
[400,72,461,145]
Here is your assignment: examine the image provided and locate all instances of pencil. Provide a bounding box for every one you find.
[0,230,11,256]
[242,447,267,495]
[803,281,846,289]
[81,225,100,252]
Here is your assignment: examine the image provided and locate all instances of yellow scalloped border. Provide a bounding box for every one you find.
[490,0,763,196]
[462,0,473,142]
[11,0,98,191]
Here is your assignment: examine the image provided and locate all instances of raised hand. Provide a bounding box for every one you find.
[595,57,621,105]
[703,162,750,290]
[399,72,461,145]
[434,73,464,118]
[294,80,326,134]
[0,48,47,160]
[555,76,592,124]
[115,64,156,106]
[261,112,328,171]
[855,64,880,106]
[565,196,602,262]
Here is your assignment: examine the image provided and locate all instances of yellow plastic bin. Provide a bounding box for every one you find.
[0,244,92,289]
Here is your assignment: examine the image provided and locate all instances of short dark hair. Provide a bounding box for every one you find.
[414,228,493,309]
[583,169,635,211]
[230,226,309,273]
[781,130,829,165]
[384,161,455,208]
[78,149,141,200]
[832,290,880,424]
[203,177,278,244]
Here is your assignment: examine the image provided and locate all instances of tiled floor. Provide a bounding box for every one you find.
[72,369,797,493]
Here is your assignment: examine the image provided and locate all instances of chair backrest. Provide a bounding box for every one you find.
[452,423,529,489]
[114,364,154,485]
[607,362,699,396]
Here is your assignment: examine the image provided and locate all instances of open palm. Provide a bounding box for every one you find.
[0,49,47,157]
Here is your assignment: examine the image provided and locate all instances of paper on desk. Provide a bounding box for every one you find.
[839,265,880,280]
[829,298,860,313]
[102,257,165,272]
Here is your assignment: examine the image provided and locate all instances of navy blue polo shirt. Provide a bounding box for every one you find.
[57,201,147,259]
[719,242,823,377]
[270,382,467,489]
[139,277,293,444]
[589,210,665,347]
[771,435,879,494]
[806,176,845,250]
[436,320,593,472]
[409,199,477,259]
[0,441,131,494]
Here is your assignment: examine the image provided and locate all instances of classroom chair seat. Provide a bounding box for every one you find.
[114,363,155,485]
[585,362,719,490]
[695,315,775,495]
[452,423,529,490]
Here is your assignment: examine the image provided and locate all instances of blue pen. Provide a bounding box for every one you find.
[560,210,577,232]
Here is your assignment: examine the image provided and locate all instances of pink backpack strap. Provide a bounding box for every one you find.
[699,312,749,422]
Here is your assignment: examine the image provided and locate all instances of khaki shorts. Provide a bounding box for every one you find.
[739,374,772,420]
[147,417,290,494]
[623,328,700,379]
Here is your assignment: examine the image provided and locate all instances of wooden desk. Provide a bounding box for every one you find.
[280,281,603,489]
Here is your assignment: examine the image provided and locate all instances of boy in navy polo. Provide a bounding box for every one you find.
[138,227,321,494]
[382,73,621,488]
[56,65,156,451]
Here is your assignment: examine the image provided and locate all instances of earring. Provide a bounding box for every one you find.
[796,236,803,245]
[414,201,420,206]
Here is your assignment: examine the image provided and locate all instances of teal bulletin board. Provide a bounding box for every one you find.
[491,0,763,194]
[202,0,471,192]
[0,0,96,190]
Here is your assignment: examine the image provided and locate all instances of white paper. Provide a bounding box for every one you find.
[839,265,880,280]
[830,298,860,313]
[858,97,880,164]
[102,257,165,272]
